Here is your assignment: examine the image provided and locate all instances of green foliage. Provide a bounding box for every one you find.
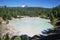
[49,5,60,23]
[20,35,30,40]
[0,6,51,20]
[4,33,9,40]
[0,33,10,40]
[14,36,21,40]
[52,5,60,18]
[0,5,60,24]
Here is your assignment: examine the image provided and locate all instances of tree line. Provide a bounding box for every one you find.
[0,5,60,23]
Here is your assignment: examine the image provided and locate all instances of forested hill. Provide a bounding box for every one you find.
[0,5,60,23]
[10,7,51,16]
[8,7,50,11]
[0,6,51,20]
[8,7,50,14]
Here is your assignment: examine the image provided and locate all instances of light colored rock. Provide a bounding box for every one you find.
[0,23,20,38]
[0,17,4,24]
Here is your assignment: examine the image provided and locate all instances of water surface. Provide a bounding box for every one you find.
[9,17,54,36]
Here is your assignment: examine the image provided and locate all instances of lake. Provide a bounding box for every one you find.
[8,17,54,37]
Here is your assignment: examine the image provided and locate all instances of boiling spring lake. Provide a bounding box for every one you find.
[8,17,54,36]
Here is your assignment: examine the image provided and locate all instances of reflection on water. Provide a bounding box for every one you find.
[8,17,54,36]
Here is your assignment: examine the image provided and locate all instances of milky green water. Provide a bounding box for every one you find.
[9,17,54,36]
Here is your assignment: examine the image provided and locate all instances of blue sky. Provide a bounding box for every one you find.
[0,0,60,8]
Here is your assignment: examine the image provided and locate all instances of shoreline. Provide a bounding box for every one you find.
[10,16,50,21]
[0,16,55,37]
[8,17,54,37]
